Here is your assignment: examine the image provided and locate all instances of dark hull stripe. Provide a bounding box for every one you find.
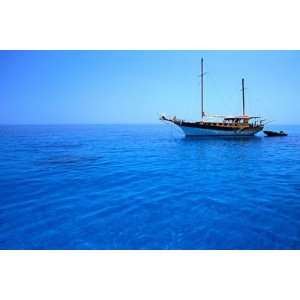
[174,121,263,131]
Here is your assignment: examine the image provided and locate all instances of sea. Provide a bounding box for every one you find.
[0,124,299,249]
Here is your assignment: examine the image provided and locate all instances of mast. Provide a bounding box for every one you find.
[242,78,245,116]
[201,58,204,120]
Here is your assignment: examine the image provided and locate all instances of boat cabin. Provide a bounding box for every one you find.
[224,116,251,124]
[223,116,262,125]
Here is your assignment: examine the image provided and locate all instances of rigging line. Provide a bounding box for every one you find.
[243,84,260,116]
[229,83,244,116]
[209,71,231,117]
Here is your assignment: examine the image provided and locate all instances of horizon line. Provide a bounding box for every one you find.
[0,122,299,126]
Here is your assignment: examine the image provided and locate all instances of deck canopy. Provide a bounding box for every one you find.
[205,114,261,120]
[223,116,260,121]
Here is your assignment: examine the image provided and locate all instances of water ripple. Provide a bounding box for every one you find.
[0,124,300,249]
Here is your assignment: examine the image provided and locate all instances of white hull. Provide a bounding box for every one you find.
[178,125,262,136]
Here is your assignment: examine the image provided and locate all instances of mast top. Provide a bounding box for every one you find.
[201,58,204,120]
[242,78,245,116]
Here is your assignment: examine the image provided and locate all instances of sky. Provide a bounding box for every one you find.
[0,50,299,124]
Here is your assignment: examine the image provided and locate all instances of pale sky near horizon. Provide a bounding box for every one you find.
[0,50,299,124]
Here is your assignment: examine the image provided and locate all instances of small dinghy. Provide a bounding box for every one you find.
[264,130,288,137]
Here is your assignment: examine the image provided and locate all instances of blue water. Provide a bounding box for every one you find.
[0,124,300,249]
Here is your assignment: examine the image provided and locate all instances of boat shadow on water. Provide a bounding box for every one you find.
[176,135,264,162]
[181,135,263,144]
